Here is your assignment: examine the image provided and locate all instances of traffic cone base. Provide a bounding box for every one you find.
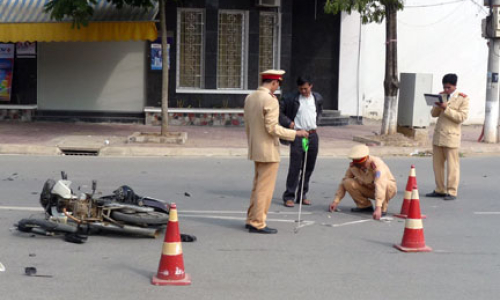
[393,243,432,252]
[152,273,191,286]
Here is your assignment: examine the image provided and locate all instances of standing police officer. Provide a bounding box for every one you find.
[425,73,470,201]
[244,70,309,234]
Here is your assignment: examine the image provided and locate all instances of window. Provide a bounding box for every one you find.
[177,9,205,89]
[259,12,279,74]
[217,11,248,89]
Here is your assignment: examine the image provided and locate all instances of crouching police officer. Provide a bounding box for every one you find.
[329,145,397,220]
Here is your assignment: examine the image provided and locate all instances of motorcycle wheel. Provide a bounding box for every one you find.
[40,179,56,209]
[110,211,169,226]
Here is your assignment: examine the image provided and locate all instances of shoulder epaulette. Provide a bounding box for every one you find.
[459,92,467,97]
[370,162,377,169]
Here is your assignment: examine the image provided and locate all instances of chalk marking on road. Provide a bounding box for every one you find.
[322,219,373,227]
[180,213,315,226]
[474,212,500,215]
[0,206,43,212]
[180,210,312,215]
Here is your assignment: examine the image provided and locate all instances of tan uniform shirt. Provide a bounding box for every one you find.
[333,156,396,207]
[431,91,470,148]
[244,87,296,162]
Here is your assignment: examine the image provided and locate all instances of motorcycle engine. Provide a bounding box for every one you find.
[72,200,90,220]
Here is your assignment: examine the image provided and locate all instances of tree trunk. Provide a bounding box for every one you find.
[160,0,169,135]
[381,5,399,135]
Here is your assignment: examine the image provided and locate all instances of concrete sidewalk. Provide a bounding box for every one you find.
[0,119,499,157]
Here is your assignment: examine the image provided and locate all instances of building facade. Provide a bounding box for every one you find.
[0,0,341,123]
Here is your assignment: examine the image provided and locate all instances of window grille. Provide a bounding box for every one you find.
[177,9,205,88]
[259,13,279,74]
[217,11,247,89]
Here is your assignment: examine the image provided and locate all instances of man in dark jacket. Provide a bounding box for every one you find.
[279,76,323,207]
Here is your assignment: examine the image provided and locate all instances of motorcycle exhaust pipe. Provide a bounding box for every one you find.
[89,222,160,238]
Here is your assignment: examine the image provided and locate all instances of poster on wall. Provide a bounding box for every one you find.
[150,43,163,70]
[16,42,36,58]
[0,44,14,102]
[150,37,172,71]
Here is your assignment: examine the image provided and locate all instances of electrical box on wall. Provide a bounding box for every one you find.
[493,7,500,37]
[484,0,500,6]
[397,73,432,128]
[256,0,281,7]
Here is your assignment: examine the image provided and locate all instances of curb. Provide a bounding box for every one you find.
[0,145,61,156]
[1,144,500,157]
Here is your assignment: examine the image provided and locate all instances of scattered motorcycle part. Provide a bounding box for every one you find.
[184,192,191,197]
[24,267,36,276]
[110,211,169,226]
[0,262,5,272]
[180,234,197,243]
[64,233,88,244]
[24,267,53,278]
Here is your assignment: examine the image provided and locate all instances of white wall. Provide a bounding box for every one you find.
[338,0,488,124]
[38,41,146,112]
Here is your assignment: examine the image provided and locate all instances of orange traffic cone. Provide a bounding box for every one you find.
[394,165,426,219]
[393,186,432,252]
[152,203,191,286]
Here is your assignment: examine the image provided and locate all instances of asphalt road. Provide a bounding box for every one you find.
[0,155,498,300]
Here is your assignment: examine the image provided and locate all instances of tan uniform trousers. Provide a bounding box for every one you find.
[342,178,396,212]
[246,162,280,229]
[433,145,460,196]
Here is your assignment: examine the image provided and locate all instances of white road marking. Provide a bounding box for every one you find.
[474,212,500,215]
[0,206,43,212]
[323,219,373,227]
[181,210,312,215]
[180,214,315,226]
[0,206,313,215]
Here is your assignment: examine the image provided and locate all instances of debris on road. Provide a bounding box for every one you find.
[24,267,53,278]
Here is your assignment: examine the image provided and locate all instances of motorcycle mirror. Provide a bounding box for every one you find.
[61,171,67,180]
[92,180,97,192]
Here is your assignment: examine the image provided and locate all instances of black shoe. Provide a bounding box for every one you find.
[382,212,387,217]
[425,191,447,198]
[248,226,278,234]
[444,194,457,201]
[351,206,374,213]
[245,224,251,229]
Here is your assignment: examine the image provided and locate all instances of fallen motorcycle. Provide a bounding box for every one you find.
[16,172,173,243]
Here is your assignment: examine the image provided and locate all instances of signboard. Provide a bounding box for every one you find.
[0,44,14,102]
[16,42,36,58]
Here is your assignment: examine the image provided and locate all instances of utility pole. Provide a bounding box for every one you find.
[483,0,500,143]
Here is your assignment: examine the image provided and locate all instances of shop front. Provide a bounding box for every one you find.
[0,0,158,122]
